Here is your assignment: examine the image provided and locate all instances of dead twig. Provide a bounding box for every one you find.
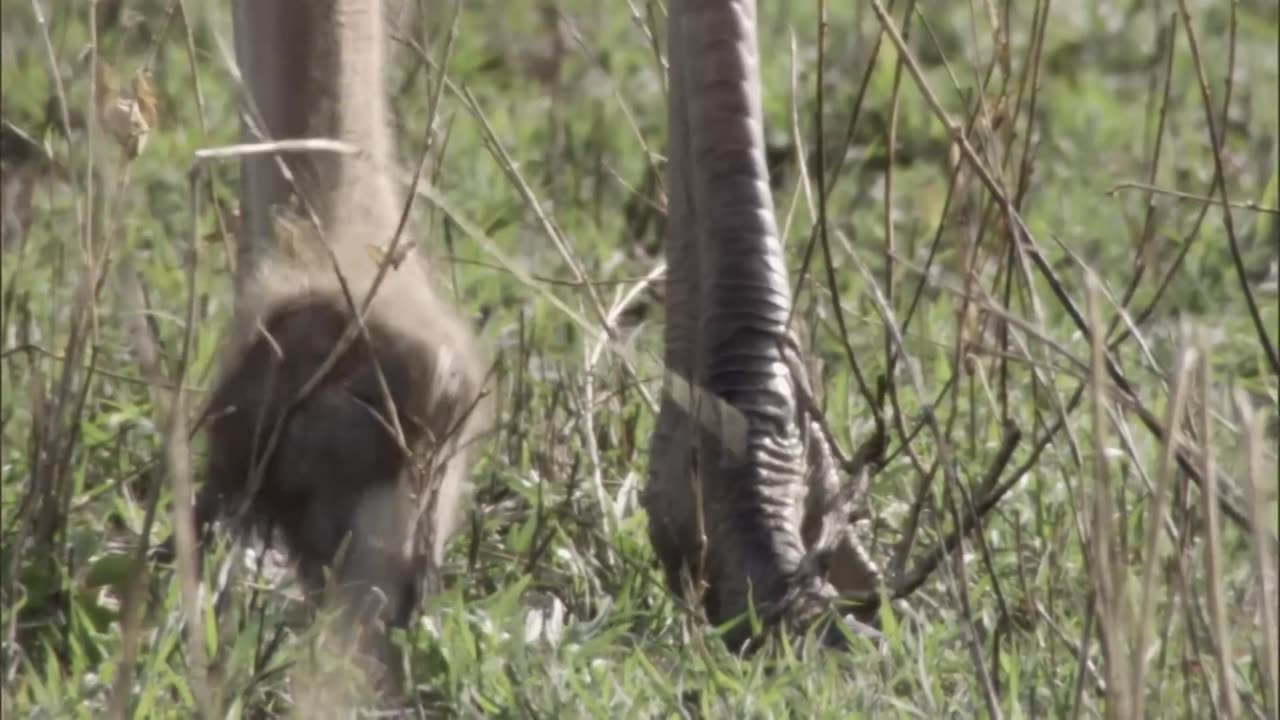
[1174,0,1278,375]
[1105,181,1280,216]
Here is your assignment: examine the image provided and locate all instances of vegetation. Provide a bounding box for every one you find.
[1,0,1276,717]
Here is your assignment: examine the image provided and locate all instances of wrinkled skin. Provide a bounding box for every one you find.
[199,0,877,659]
[643,0,881,651]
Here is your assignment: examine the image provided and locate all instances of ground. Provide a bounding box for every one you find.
[1,0,1277,717]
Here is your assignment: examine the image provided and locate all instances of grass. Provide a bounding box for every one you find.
[1,0,1278,717]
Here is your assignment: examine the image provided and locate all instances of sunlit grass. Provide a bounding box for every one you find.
[1,1,1276,717]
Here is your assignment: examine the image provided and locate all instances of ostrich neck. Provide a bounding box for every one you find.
[232,0,402,285]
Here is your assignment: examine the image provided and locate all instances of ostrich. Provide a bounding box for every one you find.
[197,0,880,656]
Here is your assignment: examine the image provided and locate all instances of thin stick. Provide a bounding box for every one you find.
[1175,0,1278,374]
[1085,274,1129,720]
[1235,391,1279,719]
[1196,329,1237,719]
[1129,327,1196,720]
[1106,181,1280,215]
[813,0,882,441]
[192,138,361,163]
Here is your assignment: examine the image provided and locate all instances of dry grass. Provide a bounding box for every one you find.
[1,0,1277,717]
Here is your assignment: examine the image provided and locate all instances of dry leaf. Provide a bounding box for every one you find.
[131,69,158,133]
[366,241,413,270]
[270,202,309,259]
[95,62,154,158]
